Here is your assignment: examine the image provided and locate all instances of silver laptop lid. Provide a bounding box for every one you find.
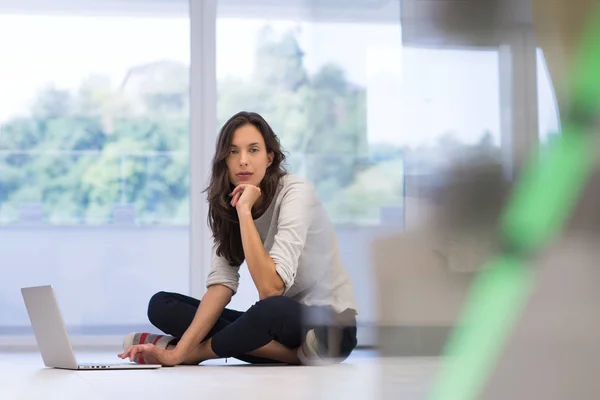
[21,285,78,369]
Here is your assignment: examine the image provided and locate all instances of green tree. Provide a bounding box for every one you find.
[31,86,72,120]
[254,27,308,91]
[0,64,190,224]
[1,25,393,226]
[218,27,369,212]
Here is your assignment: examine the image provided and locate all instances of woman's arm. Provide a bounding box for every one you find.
[238,207,285,299]
[231,180,316,299]
[171,284,233,362]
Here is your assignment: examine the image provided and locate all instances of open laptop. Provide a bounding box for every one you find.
[21,285,161,370]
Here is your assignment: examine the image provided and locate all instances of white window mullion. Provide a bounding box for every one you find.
[189,0,218,299]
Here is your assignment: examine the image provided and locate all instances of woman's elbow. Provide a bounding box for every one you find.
[258,288,284,300]
[258,280,285,300]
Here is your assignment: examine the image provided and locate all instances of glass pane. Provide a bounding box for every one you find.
[216,3,503,329]
[217,18,405,227]
[217,20,502,228]
[0,11,190,335]
[398,47,501,163]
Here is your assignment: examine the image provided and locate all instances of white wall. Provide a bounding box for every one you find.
[0,225,394,338]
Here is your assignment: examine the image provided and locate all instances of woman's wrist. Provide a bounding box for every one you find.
[236,205,252,217]
[170,343,188,363]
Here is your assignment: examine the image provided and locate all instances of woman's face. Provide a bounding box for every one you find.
[226,124,273,187]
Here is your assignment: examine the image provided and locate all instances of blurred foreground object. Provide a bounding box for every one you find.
[533,0,596,115]
[373,160,510,357]
[374,0,600,398]
[429,0,600,398]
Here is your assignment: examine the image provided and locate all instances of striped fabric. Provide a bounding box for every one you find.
[122,332,176,364]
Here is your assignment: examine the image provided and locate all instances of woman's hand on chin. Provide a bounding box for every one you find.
[230,184,262,212]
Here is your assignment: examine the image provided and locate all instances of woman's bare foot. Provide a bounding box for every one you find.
[248,340,300,365]
[166,339,299,365]
[169,340,217,365]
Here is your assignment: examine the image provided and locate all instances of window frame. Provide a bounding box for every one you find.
[0,0,541,350]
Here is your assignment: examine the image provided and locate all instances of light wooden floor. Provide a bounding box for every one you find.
[0,350,438,400]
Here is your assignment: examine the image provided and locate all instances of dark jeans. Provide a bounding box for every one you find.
[147,291,358,364]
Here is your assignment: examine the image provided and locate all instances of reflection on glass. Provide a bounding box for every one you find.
[536,48,561,144]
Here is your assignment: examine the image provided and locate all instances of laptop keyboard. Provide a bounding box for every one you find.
[78,362,132,368]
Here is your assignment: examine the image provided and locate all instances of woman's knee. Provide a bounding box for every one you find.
[147,291,170,327]
[253,295,291,310]
[246,295,295,322]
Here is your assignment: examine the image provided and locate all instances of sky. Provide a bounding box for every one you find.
[0,14,559,148]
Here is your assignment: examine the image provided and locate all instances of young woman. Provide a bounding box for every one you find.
[118,111,358,366]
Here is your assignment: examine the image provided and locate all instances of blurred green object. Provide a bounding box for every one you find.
[429,255,534,400]
[428,3,600,400]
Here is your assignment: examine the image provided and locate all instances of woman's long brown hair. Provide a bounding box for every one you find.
[205,111,287,266]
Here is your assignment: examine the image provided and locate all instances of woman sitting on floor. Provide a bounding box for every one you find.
[119,111,358,366]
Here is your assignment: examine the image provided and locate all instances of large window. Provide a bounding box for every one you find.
[0,11,190,334]
[0,1,539,347]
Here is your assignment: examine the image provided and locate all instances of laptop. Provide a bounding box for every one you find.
[21,285,161,370]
